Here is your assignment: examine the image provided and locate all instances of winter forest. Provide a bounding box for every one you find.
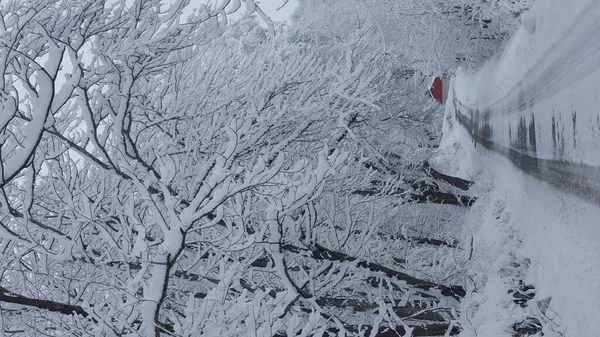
[0,0,535,336]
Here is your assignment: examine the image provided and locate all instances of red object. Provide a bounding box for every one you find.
[430,77,443,104]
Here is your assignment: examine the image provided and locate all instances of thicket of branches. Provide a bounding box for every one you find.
[0,0,483,336]
[291,0,531,74]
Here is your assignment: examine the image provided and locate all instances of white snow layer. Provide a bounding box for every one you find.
[436,0,600,335]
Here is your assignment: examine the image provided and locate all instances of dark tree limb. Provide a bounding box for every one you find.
[395,235,459,248]
[0,286,89,318]
[314,298,448,321]
[357,323,460,337]
[366,231,459,248]
[275,323,460,337]
[0,286,180,335]
[275,322,460,337]
[281,243,466,300]
[422,161,473,191]
[409,191,476,206]
[352,187,476,206]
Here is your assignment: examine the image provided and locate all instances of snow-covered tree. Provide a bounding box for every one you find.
[291,0,531,74]
[0,1,480,336]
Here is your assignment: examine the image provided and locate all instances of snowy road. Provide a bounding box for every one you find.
[453,97,600,205]
[437,0,600,336]
[450,0,600,205]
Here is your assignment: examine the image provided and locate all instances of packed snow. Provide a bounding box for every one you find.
[436,0,600,335]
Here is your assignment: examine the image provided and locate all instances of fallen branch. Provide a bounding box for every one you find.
[409,191,476,206]
[314,298,448,321]
[322,322,460,336]
[366,231,460,248]
[422,161,474,191]
[352,187,476,206]
[280,243,466,300]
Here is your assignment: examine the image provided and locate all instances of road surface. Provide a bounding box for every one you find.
[450,0,600,205]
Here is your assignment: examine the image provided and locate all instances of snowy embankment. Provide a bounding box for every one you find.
[433,0,600,336]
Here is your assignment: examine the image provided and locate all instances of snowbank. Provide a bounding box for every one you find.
[436,0,600,335]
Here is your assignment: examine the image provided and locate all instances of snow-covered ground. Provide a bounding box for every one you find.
[433,0,600,335]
